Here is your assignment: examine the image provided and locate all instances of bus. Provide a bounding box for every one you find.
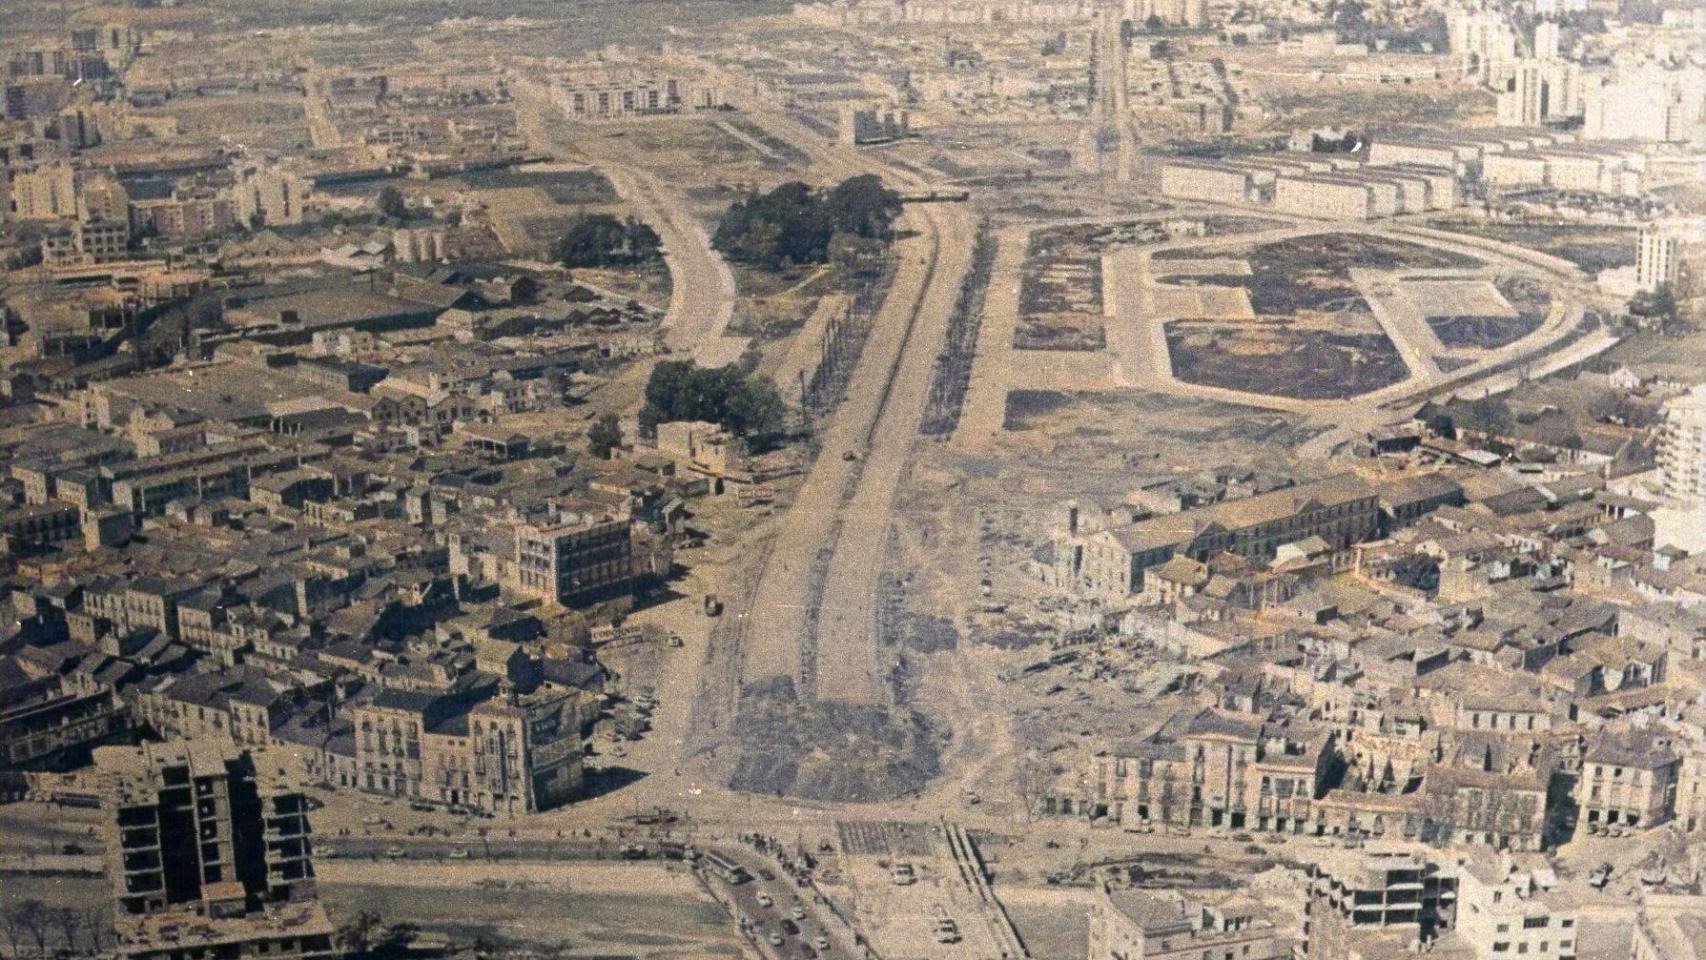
[703,851,751,884]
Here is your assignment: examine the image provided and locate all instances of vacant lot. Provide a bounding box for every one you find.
[456,167,618,204]
[1430,218,1637,275]
[1148,233,1464,398]
[1166,321,1409,400]
[322,863,741,957]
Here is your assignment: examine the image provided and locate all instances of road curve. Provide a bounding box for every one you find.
[511,81,736,353]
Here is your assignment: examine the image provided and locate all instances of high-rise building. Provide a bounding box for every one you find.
[1636,219,1704,293]
[93,741,337,960]
[1659,384,1706,506]
[1533,19,1561,60]
[1495,59,1581,126]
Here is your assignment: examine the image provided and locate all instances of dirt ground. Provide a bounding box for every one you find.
[321,861,740,959]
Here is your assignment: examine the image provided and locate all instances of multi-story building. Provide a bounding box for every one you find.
[230,164,310,227]
[507,507,637,607]
[551,71,725,120]
[1636,220,1704,293]
[1300,847,1457,959]
[1,672,133,771]
[10,161,77,219]
[1453,853,1577,960]
[1574,731,1680,834]
[352,684,583,815]
[1495,59,1582,127]
[839,104,910,146]
[93,741,336,960]
[1159,160,1266,206]
[1090,709,1337,833]
[1658,384,1706,506]
[1089,887,1285,960]
[132,191,239,240]
[1272,175,1376,221]
[1126,0,1206,27]
[1057,474,1380,601]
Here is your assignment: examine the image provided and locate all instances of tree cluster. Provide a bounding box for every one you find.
[586,412,624,459]
[0,899,107,957]
[641,358,784,439]
[711,175,901,270]
[374,185,410,220]
[554,214,662,269]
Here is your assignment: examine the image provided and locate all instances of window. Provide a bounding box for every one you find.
[1525,917,1548,930]
[1492,944,1509,953]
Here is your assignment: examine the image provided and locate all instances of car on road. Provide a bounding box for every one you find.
[385,846,406,859]
[933,919,960,944]
[891,862,916,885]
[790,904,806,921]
[448,847,471,860]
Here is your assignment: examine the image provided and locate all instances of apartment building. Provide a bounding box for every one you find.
[1,672,132,771]
[351,684,584,815]
[1273,175,1376,221]
[1658,384,1706,506]
[551,71,725,120]
[1453,853,1578,960]
[1574,731,1680,834]
[1159,160,1267,206]
[1090,709,1336,833]
[1089,887,1285,960]
[93,741,335,960]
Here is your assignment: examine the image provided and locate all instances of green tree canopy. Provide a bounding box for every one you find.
[642,359,783,438]
[375,186,408,220]
[712,176,901,270]
[587,412,624,459]
[555,214,662,268]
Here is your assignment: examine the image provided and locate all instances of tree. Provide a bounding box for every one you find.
[49,908,80,954]
[712,176,898,270]
[554,214,662,268]
[337,911,383,957]
[374,186,407,220]
[587,412,624,459]
[641,359,785,439]
[825,174,902,242]
[9,901,48,957]
[1628,284,1675,319]
[624,217,662,262]
[0,907,25,958]
[82,908,108,953]
[1465,396,1512,434]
